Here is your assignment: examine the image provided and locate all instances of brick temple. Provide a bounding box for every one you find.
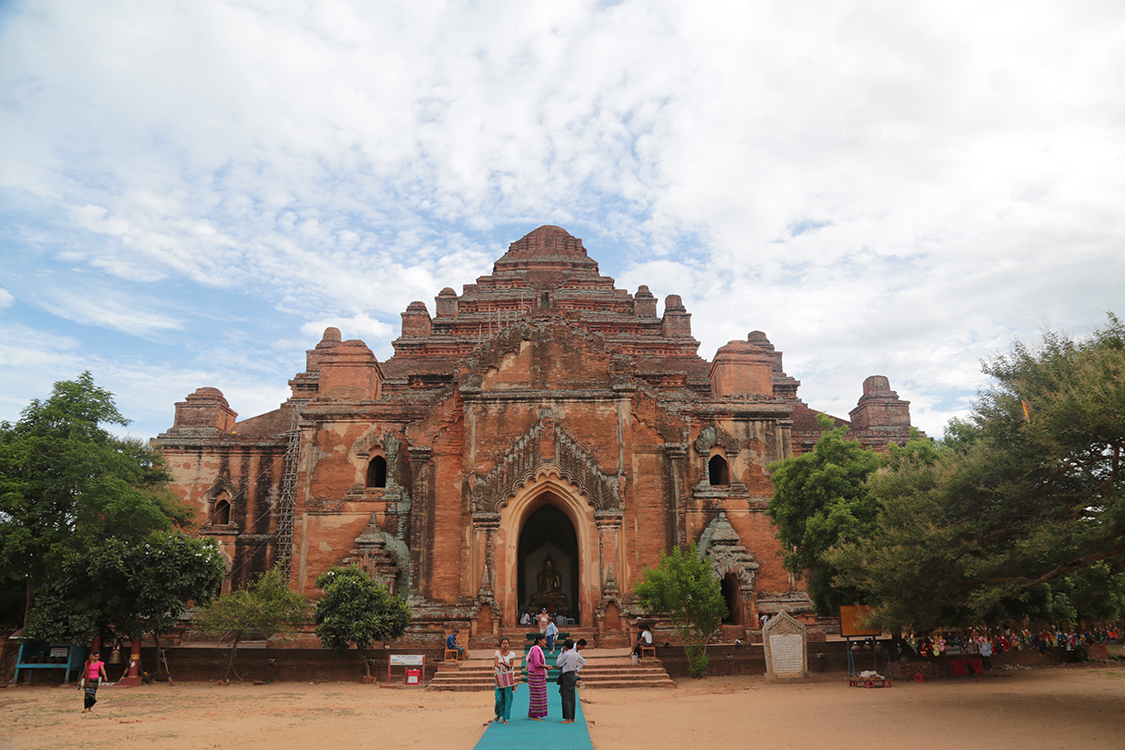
[157,225,913,644]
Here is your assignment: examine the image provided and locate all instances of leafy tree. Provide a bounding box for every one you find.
[25,531,226,679]
[634,542,726,678]
[831,314,1125,629]
[765,415,885,615]
[314,566,412,679]
[193,567,308,682]
[0,372,192,627]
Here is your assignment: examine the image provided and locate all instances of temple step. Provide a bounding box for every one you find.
[428,650,675,691]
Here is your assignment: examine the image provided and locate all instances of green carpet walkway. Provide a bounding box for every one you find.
[472,682,593,750]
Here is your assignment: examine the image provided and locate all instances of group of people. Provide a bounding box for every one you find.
[631,624,653,662]
[492,633,587,725]
[908,626,1120,666]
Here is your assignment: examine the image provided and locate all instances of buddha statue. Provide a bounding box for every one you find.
[528,555,570,616]
[537,557,563,594]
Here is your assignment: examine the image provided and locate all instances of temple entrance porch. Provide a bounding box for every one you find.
[495,473,602,630]
[518,503,579,623]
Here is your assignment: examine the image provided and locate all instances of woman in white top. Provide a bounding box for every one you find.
[493,637,517,724]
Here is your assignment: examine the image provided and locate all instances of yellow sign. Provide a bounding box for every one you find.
[839,605,880,637]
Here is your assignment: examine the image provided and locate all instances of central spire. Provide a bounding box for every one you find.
[492,225,599,279]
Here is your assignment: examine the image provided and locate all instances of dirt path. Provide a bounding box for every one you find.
[3,665,1123,750]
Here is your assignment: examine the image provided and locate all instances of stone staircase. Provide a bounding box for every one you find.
[428,645,675,691]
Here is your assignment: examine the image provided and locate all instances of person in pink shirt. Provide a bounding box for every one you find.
[80,651,108,713]
[525,634,549,720]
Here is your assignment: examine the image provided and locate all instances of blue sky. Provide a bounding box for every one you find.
[2,0,1123,441]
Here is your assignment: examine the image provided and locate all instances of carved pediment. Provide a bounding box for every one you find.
[699,512,759,591]
[695,424,741,457]
[469,417,622,513]
[342,514,402,596]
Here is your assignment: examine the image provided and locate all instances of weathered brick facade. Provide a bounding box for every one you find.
[156,226,914,643]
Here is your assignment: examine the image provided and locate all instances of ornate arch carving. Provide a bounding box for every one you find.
[470,418,622,513]
[699,512,759,591]
[695,424,741,458]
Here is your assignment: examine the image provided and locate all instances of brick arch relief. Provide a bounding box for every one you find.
[695,424,741,459]
[203,476,239,529]
[699,512,759,592]
[350,429,401,471]
[469,418,622,514]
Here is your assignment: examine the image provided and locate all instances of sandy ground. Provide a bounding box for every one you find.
[3,664,1124,750]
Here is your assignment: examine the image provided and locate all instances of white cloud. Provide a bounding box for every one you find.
[0,289,13,310]
[1,0,1123,440]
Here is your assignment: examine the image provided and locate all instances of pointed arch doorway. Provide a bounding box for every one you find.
[517,501,580,624]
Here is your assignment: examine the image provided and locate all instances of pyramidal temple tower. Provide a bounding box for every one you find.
[157,226,914,644]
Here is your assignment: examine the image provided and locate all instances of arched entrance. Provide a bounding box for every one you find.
[720,572,743,625]
[517,501,580,624]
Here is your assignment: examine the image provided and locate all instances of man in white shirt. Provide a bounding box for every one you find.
[555,639,580,723]
[573,638,588,672]
[633,625,653,659]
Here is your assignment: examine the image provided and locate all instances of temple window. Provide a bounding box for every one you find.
[213,496,231,526]
[708,454,730,486]
[367,455,388,488]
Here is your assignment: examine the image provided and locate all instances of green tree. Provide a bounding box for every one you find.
[634,542,726,678]
[25,531,226,679]
[764,415,884,615]
[0,373,192,627]
[831,314,1125,629]
[193,567,308,682]
[314,566,412,679]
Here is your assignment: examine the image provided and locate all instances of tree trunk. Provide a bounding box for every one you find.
[356,646,372,678]
[23,572,35,630]
[223,633,243,682]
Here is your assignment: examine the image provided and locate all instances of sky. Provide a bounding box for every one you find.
[1,0,1123,442]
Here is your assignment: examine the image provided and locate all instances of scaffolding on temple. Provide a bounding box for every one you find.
[275,407,303,579]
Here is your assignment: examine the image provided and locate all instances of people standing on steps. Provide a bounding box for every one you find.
[537,608,551,632]
[555,639,580,723]
[493,637,517,724]
[525,633,549,720]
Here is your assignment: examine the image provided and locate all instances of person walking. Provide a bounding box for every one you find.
[79,651,108,713]
[525,634,549,720]
[493,637,517,724]
[555,639,580,724]
[537,608,551,632]
[545,618,559,653]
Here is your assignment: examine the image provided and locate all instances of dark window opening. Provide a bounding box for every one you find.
[367,456,387,488]
[708,455,730,486]
[214,497,231,526]
[720,573,742,625]
[540,291,550,308]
